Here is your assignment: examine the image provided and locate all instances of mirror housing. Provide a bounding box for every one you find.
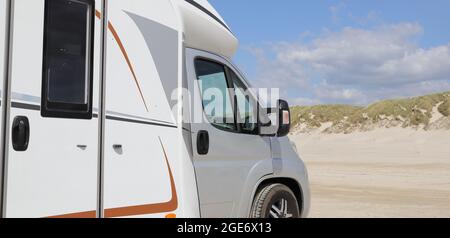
[258,99,291,137]
[258,107,277,137]
[277,99,291,137]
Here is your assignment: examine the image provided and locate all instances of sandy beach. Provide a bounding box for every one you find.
[290,128,450,218]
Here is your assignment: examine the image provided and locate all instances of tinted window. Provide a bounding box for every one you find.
[195,59,236,131]
[42,0,94,119]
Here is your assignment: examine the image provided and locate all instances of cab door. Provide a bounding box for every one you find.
[186,48,273,218]
[4,0,101,217]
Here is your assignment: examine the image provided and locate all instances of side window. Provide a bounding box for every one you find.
[195,59,236,131]
[229,69,259,134]
[41,0,94,119]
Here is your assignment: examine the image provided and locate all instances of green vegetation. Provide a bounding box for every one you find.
[291,105,362,128]
[438,99,450,117]
[290,91,450,133]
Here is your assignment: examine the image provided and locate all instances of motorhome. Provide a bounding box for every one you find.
[0,0,310,218]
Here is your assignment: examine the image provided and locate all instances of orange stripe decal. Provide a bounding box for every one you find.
[95,10,149,112]
[95,9,101,18]
[48,137,178,218]
[165,213,177,218]
[104,137,178,218]
[48,211,96,219]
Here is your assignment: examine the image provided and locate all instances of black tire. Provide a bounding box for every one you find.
[250,184,300,218]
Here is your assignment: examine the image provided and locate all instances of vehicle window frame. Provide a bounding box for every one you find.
[226,67,260,135]
[41,0,95,119]
[194,57,238,133]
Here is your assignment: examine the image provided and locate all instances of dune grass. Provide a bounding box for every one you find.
[291,105,362,128]
[291,91,450,132]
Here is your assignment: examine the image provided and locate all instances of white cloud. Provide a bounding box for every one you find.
[362,80,450,102]
[244,45,311,96]
[314,83,366,104]
[246,23,450,105]
[276,23,430,85]
[292,97,322,106]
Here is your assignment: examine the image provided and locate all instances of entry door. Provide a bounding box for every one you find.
[4,0,101,217]
[186,49,272,218]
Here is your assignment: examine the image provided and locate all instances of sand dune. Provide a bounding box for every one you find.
[290,128,450,218]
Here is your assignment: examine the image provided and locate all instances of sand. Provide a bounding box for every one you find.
[290,128,450,218]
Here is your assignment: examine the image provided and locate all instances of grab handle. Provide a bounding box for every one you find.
[12,116,30,152]
[197,130,209,155]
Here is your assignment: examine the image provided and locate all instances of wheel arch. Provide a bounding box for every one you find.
[252,177,304,216]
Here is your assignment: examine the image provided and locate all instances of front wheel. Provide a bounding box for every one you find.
[250,184,300,218]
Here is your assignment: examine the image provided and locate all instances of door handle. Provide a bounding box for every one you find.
[113,144,122,150]
[197,130,209,155]
[77,145,88,150]
[12,116,30,151]
[113,144,123,155]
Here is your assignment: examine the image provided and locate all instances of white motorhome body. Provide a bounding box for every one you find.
[0,0,310,218]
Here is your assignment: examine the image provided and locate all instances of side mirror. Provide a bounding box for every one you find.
[277,99,291,137]
[258,107,277,137]
[258,99,291,137]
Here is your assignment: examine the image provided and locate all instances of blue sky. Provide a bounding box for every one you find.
[209,0,450,105]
